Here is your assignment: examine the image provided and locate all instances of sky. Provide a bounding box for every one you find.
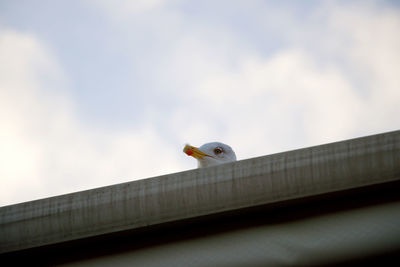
[1,0,400,206]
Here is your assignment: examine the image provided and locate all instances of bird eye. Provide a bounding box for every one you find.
[214,147,223,155]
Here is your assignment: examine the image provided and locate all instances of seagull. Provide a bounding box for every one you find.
[183,142,237,168]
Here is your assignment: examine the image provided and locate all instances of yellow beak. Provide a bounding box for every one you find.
[183,144,211,159]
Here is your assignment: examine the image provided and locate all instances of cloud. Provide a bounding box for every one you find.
[0,29,185,206]
[89,0,400,158]
[325,3,400,132]
[172,49,363,158]
[90,0,175,21]
[162,1,400,158]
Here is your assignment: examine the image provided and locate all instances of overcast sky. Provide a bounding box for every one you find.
[1,0,399,206]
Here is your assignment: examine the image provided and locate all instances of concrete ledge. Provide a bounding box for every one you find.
[1,130,399,253]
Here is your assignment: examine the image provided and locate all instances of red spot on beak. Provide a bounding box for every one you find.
[185,150,193,156]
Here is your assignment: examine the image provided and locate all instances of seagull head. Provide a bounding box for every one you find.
[183,142,237,168]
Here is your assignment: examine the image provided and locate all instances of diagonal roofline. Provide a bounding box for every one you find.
[1,130,399,253]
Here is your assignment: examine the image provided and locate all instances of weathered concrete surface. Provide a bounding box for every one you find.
[1,130,399,253]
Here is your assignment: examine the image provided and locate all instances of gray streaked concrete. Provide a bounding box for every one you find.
[1,130,399,253]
